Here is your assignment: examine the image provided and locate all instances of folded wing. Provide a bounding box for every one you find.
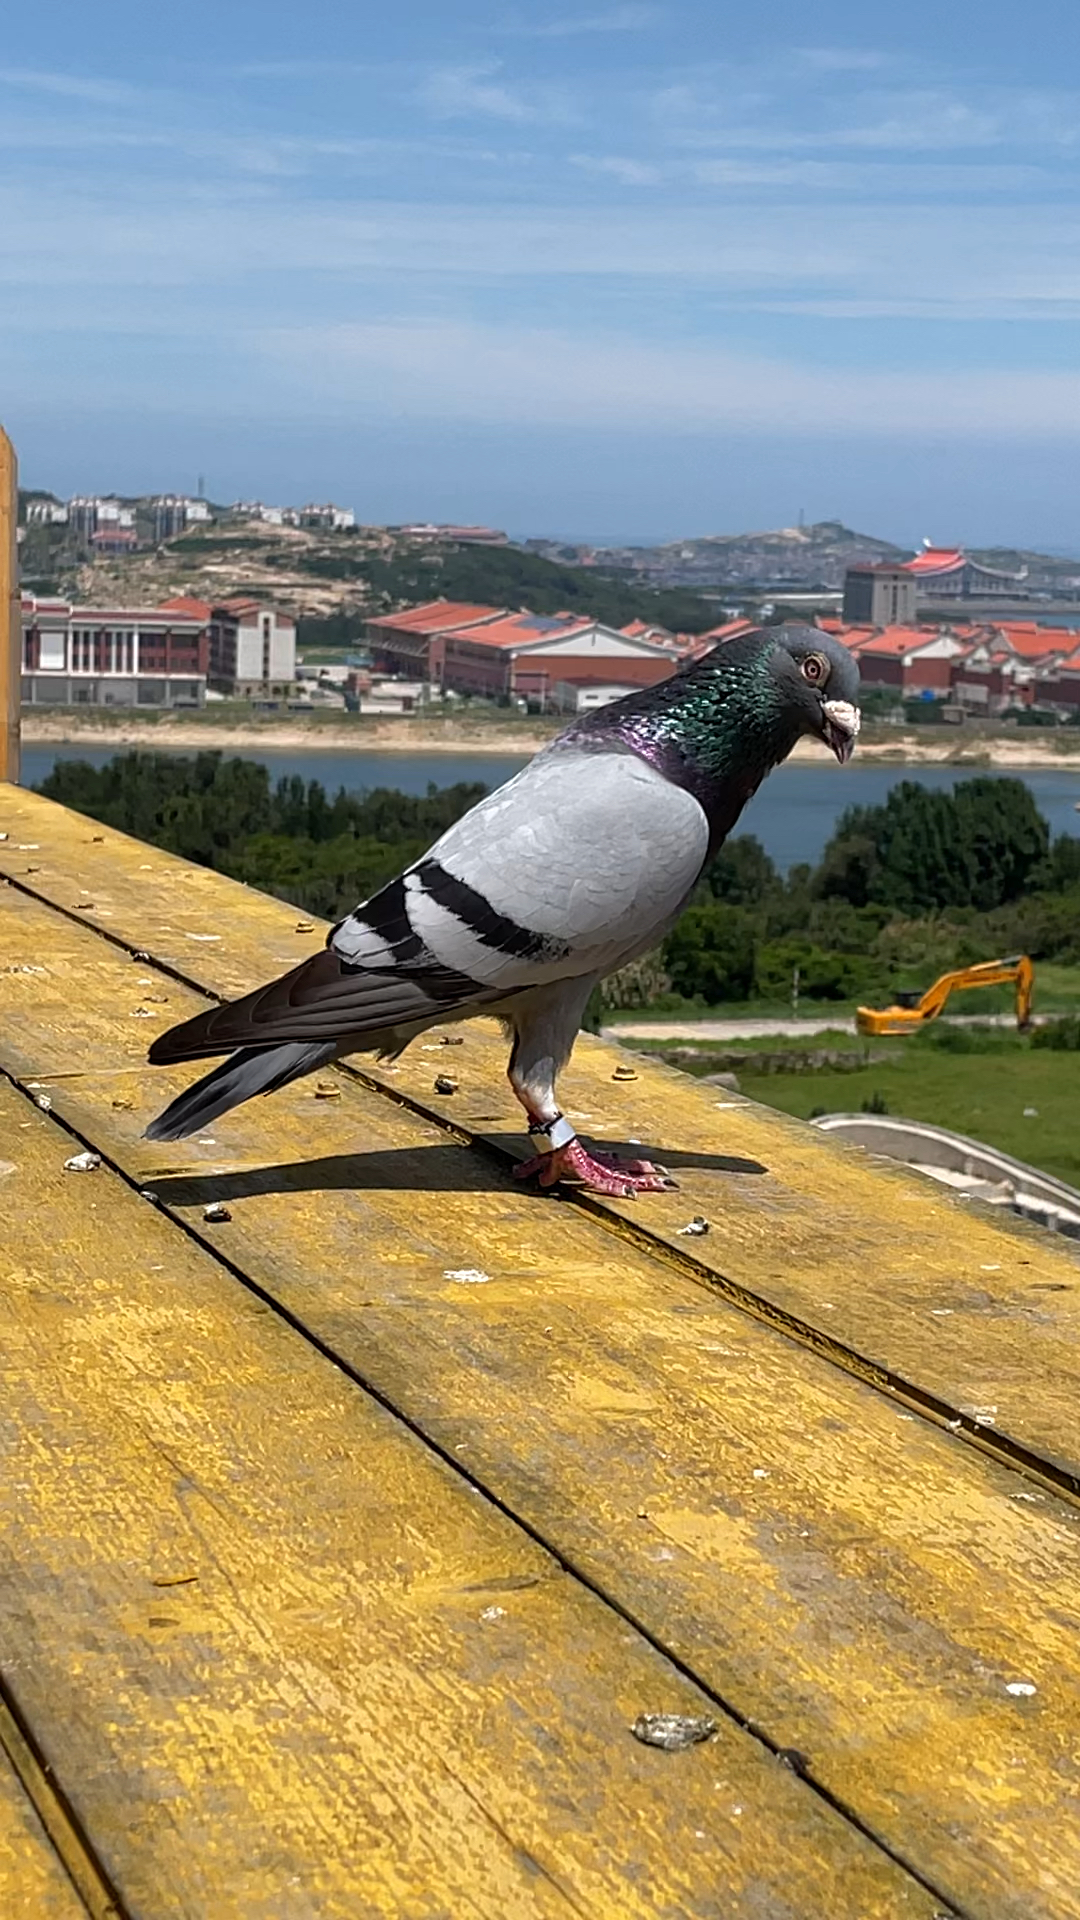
[149,745,709,1066]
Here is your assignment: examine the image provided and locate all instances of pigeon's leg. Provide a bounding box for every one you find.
[506,982,677,1199]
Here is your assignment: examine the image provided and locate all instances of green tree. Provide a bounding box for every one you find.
[700,834,781,906]
[817,778,1050,915]
[664,904,756,1003]
[37,753,488,920]
[753,938,881,1003]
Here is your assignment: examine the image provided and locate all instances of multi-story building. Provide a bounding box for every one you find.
[150,496,213,541]
[901,545,1028,599]
[90,524,138,556]
[21,595,208,707]
[159,596,296,697]
[24,497,69,526]
[229,501,302,529]
[395,524,508,546]
[367,602,506,678]
[842,564,918,627]
[819,615,1080,713]
[67,497,137,543]
[215,597,295,694]
[299,503,356,531]
[367,600,677,710]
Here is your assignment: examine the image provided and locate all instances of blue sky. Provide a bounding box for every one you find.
[4,0,1080,544]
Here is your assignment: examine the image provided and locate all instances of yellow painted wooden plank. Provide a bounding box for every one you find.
[2,884,1080,1917]
[0,1080,936,1920]
[3,782,1080,1489]
[0,1743,89,1919]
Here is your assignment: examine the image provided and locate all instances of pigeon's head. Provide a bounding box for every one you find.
[768,625,862,765]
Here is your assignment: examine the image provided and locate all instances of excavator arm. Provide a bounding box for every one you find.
[856,955,1034,1036]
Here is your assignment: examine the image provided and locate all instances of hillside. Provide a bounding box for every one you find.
[533,520,906,592]
[547,523,1080,596]
[18,514,726,638]
[19,496,1080,644]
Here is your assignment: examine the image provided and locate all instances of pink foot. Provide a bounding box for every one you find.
[514,1137,678,1198]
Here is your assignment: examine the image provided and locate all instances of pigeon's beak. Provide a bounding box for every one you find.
[819,698,861,766]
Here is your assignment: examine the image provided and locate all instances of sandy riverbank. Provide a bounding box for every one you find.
[20,716,556,756]
[19,713,1080,770]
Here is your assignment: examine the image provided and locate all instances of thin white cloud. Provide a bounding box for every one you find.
[3,185,1080,320]
[797,48,886,72]
[508,4,660,36]
[569,151,1048,192]
[256,316,1080,440]
[416,60,571,123]
[655,79,1080,155]
[0,65,137,106]
[831,94,1002,152]
[237,60,378,79]
[570,153,662,184]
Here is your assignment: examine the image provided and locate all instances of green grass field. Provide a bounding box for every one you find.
[738,1042,1080,1187]
[629,1006,1080,1190]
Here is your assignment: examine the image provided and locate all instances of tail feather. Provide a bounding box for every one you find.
[144,1041,337,1143]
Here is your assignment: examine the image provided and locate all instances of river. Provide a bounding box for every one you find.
[19,743,1080,873]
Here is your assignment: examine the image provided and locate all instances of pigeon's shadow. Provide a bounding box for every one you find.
[149,1136,767,1208]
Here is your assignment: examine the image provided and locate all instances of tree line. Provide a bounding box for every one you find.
[37,753,1080,1007]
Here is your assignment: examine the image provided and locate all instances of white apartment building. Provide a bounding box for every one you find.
[231,501,300,528]
[159,595,297,696]
[230,500,354,531]
[151,495,213,540]
[300,503,356,530]
[222,598,296,693]
[67,497,137,538]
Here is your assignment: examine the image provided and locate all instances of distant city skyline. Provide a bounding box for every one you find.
[4,0,1080,546]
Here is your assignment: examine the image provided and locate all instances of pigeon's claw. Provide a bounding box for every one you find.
[514,1138,679,1198]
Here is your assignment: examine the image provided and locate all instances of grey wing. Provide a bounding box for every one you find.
[153,746,708,1067]
[330,746,710,992]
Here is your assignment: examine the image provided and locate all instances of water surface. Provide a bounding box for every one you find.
[20,742,1080,873]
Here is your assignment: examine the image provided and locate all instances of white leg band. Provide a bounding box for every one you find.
[528,1113,577,1153]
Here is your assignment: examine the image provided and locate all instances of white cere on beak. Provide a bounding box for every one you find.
[821,699,861,739]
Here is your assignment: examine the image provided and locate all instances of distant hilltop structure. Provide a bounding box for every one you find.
[844,543,1031,623]
[20,491,358,557]
[393,523,508,546]
[232,501,356,531]
[903,541,1028,599]
[26,493,211,544]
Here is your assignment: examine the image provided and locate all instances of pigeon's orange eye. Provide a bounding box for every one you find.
[801,652,829,685]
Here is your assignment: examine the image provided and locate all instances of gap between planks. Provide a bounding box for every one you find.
[0,1065,966,1920]
[0,1061,968,1920]
[0,1692,123,1920]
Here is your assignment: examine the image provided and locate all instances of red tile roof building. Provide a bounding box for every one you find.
[898,545,1028,598]
[823,614,1080,712]
[366,600,679,709]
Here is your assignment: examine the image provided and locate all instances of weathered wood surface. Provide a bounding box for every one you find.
[3,783,1080,1489]
[3,833,1080,1914]
[0,1079,938,1920]
[0,1742,89,1919]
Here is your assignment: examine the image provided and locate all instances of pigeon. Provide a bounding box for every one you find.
[145,624,860,1196]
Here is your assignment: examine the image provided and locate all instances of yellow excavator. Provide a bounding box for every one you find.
[856,954,1034,1036]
